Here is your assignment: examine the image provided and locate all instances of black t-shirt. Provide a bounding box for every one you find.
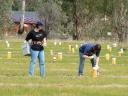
[25,29,46,51]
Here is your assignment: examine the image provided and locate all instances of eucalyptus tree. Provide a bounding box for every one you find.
[112,0,128,47]
[0,0,13,39]
[61,0,113,40]
[35,0,69,39]
[12,0,22,11]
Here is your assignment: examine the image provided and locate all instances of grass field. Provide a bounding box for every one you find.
[0,39,128,96]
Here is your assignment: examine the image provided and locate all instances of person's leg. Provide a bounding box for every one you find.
[29,49,39,76]
[90,57,96,67]
[38,50,45,76]
[78,52,85,75]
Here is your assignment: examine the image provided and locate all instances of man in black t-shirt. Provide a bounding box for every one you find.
[25,21,46,77]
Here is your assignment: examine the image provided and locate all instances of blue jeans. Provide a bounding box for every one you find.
[78,52,96,75]
[29,48,45,76]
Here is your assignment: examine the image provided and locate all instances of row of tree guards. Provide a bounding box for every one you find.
[6,41,12,59]
[51,42,79,62]
[106,43,124,65]
[6,41,124,66]
[6,41,79,60]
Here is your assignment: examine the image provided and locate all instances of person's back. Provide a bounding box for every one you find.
[79,43,95,54]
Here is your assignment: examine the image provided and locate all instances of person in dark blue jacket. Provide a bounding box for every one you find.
[78,43,101,76]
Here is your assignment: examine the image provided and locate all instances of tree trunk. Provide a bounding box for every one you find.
[73,0,79,40]
[19,0,25,34]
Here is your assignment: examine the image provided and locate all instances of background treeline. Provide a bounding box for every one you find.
[0,0,128,41]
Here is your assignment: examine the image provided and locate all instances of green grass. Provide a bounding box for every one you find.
[0,40,128,96]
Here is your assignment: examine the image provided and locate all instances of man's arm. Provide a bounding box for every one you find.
[82,55,94,59]
[95,56,99,68]
[96,56,99,65]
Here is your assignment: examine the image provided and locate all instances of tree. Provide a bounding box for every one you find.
[61,0,112,40]
[12,0,22,11]
[18,0,26,35]
[36,0,69,39]
[0,0,13,39]
[112,0,128,48]
[10,0,128,41]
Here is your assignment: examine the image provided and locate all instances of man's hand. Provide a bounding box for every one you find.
[95,64,99,69]
[89,56,94,59]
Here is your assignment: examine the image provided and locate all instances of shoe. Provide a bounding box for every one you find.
[78,73,83,76]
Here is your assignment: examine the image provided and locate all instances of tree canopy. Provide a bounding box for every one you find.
[1,0,128,41]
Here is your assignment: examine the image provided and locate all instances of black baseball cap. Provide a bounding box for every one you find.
[36,21,44,27]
